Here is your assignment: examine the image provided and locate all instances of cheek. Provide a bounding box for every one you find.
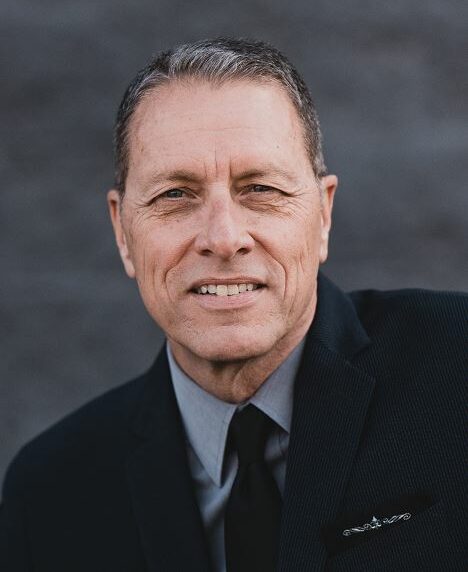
[126,225,162,283]
[277,213,323,301]
[131,225,192,296]
[252,221,318,308]
[274,210,322,263]
[298,224,323,268]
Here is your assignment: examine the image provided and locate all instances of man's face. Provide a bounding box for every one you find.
[108,79,336,363]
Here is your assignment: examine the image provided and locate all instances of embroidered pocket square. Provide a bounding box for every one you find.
[321,493,433,556]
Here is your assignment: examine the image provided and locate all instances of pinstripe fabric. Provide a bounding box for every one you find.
[278,279,467,571]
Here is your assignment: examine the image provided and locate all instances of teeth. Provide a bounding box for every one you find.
[216,285,228,296]
[196,283,260,295]
[227,285,239,296]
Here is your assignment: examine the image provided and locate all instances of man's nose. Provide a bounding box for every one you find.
[194,196,255,260]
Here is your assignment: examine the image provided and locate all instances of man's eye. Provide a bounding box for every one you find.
[250,184,275,193]
[163,189,185,199]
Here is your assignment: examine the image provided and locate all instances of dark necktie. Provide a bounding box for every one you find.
[224,404,282,572]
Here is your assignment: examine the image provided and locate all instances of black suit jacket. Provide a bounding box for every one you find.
[1,274,466,571]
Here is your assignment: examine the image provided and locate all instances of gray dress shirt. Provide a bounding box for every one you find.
[167,340,305,572]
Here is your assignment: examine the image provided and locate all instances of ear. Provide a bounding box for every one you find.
[318,174,338,263]
[107,190,136,278]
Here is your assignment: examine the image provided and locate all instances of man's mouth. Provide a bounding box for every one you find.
[192,283,264,297]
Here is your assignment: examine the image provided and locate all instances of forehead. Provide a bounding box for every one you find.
[126,78,312,183]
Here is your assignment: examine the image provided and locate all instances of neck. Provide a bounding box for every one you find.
[168,301,315,404]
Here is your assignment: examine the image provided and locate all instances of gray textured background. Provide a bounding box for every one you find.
[1,0,467,487]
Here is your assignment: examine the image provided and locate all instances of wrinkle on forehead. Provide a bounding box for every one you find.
[126,79,314,194]
[140,162,304,190]
[130,78,301,142]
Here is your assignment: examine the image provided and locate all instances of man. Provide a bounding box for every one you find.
[0,38,466,571]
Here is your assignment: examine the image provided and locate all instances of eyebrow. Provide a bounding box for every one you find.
[235,165,299,185]
[143,169,204,191]
[142,163,299,192]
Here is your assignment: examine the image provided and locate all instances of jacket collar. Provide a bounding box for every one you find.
[308,272,370,358]
[278,272,375,570]
[126,349,213,572]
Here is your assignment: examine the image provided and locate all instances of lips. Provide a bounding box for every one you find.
[195,283,262,296]
[190,278,265,294]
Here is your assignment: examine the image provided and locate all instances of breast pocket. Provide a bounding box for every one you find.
[327,502,452,572]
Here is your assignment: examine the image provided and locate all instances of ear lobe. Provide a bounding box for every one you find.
[319,175,338,264]
[107,190,136,278]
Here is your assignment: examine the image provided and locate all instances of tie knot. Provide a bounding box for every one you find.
[229,405,274,465]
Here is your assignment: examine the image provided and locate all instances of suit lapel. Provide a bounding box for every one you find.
[278,275,376,571]
[126,349,212,572]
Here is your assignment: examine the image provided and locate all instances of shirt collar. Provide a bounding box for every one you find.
[167,339,305,487]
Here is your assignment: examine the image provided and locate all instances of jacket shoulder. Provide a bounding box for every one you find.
[2,373,147,501]
[347,287,467,402]
[349,286,467,339]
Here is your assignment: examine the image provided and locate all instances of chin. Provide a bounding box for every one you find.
[183,327,278,363]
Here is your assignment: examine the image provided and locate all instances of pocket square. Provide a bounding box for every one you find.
[321,493,433,556]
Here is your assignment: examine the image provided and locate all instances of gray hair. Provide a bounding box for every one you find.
[114,37,327,194]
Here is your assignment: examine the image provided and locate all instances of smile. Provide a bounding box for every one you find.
[194,283,262,296]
